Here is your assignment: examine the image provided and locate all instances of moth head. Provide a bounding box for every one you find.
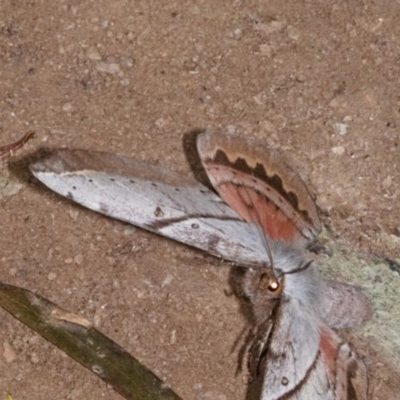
[239,266,283,326]
[241,266,284,303]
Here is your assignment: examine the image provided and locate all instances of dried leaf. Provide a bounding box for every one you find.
[0,282,182,400]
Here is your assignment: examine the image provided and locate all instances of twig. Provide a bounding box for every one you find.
[0,131,35,160]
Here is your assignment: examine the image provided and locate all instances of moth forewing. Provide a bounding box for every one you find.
[260,300,321,399]
[30,149,270,267]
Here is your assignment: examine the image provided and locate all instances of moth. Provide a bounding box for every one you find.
[30,130,371,400]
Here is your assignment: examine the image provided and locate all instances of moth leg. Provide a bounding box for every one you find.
[233,326,255,376]
[248,318,274,376]
[335,343,368,400]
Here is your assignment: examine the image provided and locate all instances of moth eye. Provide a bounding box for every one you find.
[281,377,289,386]
[268,280,280,292]
[258,272,281,293]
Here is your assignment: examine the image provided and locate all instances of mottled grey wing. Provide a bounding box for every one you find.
[319,280,372,329]
[260,297,368,400]
[30,149,268,267]
[260,299,321,400]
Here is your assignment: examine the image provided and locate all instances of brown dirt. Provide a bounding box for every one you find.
[1,1,399,399]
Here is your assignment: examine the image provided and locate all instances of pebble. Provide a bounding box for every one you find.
[331,146,345,155]
[253,19,285,35]
[62,102,74,113]
[48,272,57,281]
[74,254,84,265]
[96,62,121,75]
[3,341,17,363]
[258,43,272,56]
[332,122,348,136]
[30,353,40,364]
[86,46,101,61]
[287,25,300,41]
[154,117,168,128]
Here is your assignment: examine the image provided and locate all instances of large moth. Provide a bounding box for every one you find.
[30,130,371,399]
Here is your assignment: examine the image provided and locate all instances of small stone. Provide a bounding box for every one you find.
[162,275,174,287]
[253,91,266,105]
[259,119,276,133]
[124,57,135,67]
[331,146,345,155]
[86,46,101,61]
[233,28,242,38]
[3,341,17,363]
[96,62,121,75]
[254,19,285,35]
[62,102,74,113]
[0,177,23,200]
[120,78,130,86]
[68,210,79,221]
[287,25,300,41]
[48,272,57,281]
[332,122,348,136]
[170,329,177,344]
[382,176,392,189]
[123,226,136,235]
[154,118,168,128]
[30,353,40,364]
[343,115,353,122]
[74,254,84,265]
[258,43,272,56]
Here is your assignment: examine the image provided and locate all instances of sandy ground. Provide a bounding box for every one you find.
[1,1,400,399]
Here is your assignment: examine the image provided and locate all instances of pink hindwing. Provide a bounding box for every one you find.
[197,131,321,246]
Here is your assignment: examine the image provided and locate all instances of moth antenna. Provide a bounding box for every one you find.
[240,186,276,275]
[256,223,275,271]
